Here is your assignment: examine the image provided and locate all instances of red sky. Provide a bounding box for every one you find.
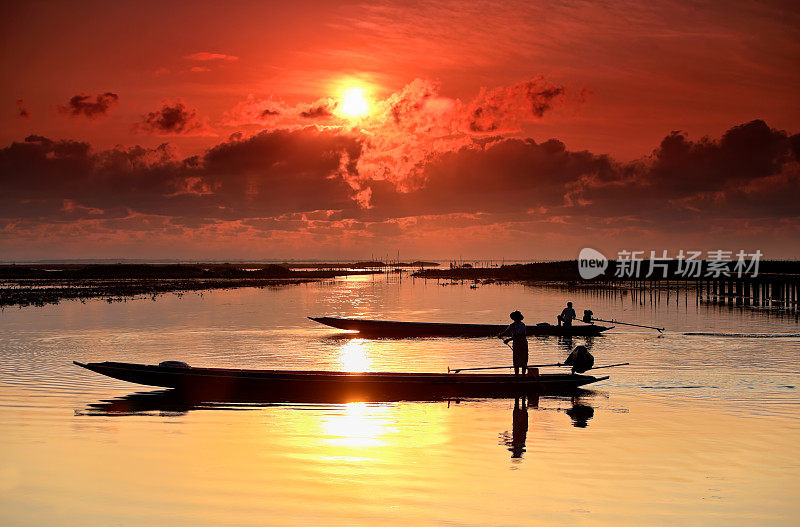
[2,0,799,260]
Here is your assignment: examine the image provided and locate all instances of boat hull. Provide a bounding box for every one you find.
[309,316,612,337]
[74,361,607,400]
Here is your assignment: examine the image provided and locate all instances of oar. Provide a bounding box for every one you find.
[587,362,629,370]
[449,363,563,373]
[448,362,630,373]
[591,317,664,333]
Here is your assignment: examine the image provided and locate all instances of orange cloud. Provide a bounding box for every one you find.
[184,52,239,61]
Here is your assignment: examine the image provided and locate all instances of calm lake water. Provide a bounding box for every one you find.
[2,274,799,526]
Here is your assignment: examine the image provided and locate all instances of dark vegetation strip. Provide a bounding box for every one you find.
[411,260,800,281]
[0,264,375,308]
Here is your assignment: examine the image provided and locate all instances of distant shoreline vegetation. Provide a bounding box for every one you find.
[411,260,800,281]
[2,260,797,309]
[413,260,800,313]
[0,263,387,308]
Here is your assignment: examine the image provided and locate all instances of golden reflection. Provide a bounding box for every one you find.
[339,338,371,372]
[321,402,389,448]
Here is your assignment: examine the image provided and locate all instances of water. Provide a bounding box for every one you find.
[2,275,799,525]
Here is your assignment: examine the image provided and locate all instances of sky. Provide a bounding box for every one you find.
[1,0,799,261]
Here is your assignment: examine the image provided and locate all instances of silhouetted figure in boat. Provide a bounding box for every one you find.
[498,310,528,375]
[557,301,576,327]
[566,397,594,428]
[564,345,594,374]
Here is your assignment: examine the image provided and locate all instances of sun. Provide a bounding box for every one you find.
[338,86,370,119]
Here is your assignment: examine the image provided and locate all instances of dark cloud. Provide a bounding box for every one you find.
[645,119,793,197]
[260,108,280,118]
[299,103,334,119]
[0,128,361,223]
[0,120,796,250]
[574,119,799,220]
[133,101,214,135]
[194,128,362,217]
[58,92,119,119]
[360,137,620,219]
[16,99,30,118]
[359,120,798,224]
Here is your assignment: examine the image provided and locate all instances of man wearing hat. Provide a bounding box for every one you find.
[498,310,528,375]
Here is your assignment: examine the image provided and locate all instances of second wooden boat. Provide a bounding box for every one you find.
[309,316,613,337]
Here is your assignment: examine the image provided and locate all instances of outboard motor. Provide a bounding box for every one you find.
[582,309,594,324]
[564,345,594,374]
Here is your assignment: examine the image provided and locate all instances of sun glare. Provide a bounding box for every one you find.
[338,86,370,119]
[339,338,371,372]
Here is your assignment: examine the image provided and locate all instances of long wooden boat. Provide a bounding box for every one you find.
[74,361,608,400]
[309,316,612,337]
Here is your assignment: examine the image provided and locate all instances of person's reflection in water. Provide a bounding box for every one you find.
[509,397,528,458]
[565,396,595,428]
[558,335,595,354]
[500,395,537,460]
[557,335,573,353]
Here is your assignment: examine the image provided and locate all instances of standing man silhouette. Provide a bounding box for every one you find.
[498,310,528,375]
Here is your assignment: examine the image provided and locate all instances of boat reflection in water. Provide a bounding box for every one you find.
[80,389,597,465]
[566,397,595,428]
[550,334,595,354]
[498,394,596,460]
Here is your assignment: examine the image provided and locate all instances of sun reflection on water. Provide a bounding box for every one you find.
[339,338,371,372]
[321,402,390,448]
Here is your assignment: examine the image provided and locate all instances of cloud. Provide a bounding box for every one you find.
[339,77,572,190]
[219,77,572,191]
[57,92,119,119]
[348,120,799,235]
[0,128,361,224]
[466,77,566,132]
[16,99,30,118]
[184,52,239,61]
[133,100,216,136]
[219,95,285,127]
[360,137,619,219]
[1,112,797,258]
[299,101,335,119]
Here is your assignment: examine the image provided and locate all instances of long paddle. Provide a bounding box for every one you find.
[448,363,562,373]
[445,337,561,372]
[591,317,664,333]
[585,362,629,370]
[448,362,629,374]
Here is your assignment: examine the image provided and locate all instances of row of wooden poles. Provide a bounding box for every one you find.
[585,275,800,310]
[701,277,800,308]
